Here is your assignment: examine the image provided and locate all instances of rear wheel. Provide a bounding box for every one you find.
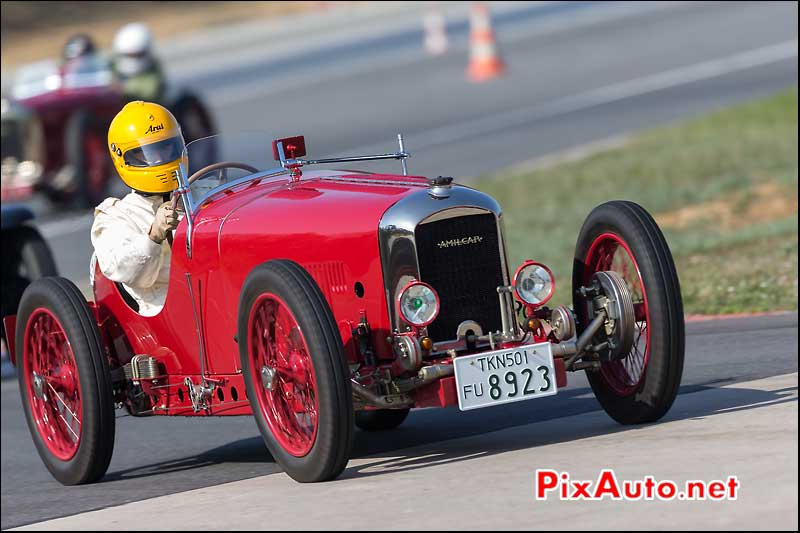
[355,408,410,431]
[573,201,684,424]
[16,277,115,484]
[239,260,353,482]
[170,93,215,143]
[1,226,57,340]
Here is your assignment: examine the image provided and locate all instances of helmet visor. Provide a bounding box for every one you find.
[123,136,183,168]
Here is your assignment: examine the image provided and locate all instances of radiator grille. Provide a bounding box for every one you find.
[415,212,504,340]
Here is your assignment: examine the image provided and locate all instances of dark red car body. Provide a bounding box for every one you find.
[1,86,119,203]
[1,59,213,205]
[26,85,120,184]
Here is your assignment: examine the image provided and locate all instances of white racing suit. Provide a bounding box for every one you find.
[91,191,172,316]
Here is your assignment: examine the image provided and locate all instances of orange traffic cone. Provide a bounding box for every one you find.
[423,8,448,56]
[467,2,506,82]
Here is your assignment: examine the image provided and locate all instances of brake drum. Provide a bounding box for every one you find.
[592,270,635,360]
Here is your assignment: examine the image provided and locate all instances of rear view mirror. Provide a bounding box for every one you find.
[272,135,306,161]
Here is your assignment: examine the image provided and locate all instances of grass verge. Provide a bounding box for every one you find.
[474,89,798,315]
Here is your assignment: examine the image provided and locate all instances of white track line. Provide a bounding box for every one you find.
[203,1,688,107]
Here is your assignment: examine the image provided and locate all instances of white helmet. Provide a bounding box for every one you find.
[113,23,153,76]
[113,23,152,56]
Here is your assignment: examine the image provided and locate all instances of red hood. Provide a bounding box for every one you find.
[212,170,429,246]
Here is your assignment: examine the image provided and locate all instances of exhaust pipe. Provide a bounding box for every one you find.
[417,363,454,384]
[351,379,413,408]
[351,363,455,408]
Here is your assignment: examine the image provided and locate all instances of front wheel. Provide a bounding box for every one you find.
[238,260,353,482]
[573,201,684,425]
[16,277,115,484]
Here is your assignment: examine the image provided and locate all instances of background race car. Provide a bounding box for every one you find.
[1,56,215,208]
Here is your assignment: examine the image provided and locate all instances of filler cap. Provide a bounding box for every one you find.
[428,175,454,198]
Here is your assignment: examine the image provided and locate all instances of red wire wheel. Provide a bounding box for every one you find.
[23,307,83,460]
[16,277,115,485]
[573,201,684,425]
[583,233,650,396]
[248,293,319,457]
[239,260,353,482]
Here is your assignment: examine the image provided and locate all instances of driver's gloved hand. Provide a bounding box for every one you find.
[173,196,185,216]
[148,202,179,243]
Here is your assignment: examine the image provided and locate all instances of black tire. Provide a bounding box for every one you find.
[13,225,57,279]
[15,277,115,485]
[573,201,684,425]
[238,260,353,482]
[61,110,112,208]
[355,408,410,431]
[1,226,58,339]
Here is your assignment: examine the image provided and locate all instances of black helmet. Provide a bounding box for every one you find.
[63,34,97,61]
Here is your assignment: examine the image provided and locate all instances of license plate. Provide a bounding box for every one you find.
[453,342,557,411]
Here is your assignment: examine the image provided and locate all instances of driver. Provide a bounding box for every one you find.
[111,23,167,103]
[60,33,100,78]
[62,34,97,64]
[91,101,184,316]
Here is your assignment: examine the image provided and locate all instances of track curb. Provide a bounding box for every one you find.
[685,310,796,322]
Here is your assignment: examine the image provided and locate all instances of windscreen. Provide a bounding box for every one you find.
[183,131,286,204]
[11,56,114,100]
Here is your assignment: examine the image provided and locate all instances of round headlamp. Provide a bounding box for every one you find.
[397,281,440,327]
[513,261,554,307]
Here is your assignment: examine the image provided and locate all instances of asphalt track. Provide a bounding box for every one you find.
[13,372,799,530]
[1,1,798,529]
[2,314,797,529]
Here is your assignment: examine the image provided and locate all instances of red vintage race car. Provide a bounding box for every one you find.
[4,132,684,484]
[1,57,214,207]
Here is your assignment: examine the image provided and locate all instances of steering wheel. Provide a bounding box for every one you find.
[186,161,259,185]
[166,162,260,247]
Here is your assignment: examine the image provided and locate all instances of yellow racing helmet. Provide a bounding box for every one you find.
[107,101,185,194]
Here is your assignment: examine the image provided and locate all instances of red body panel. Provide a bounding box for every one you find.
[414,376,459,408]
[92,170,430,414]
[210,171,428,368]
[91,168,568,415]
